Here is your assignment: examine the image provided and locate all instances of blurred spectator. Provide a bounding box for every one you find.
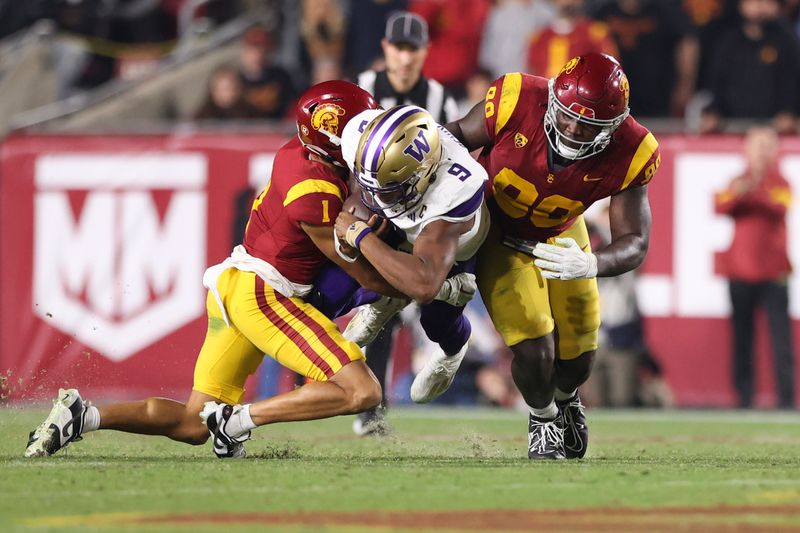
[343,0,408,79]
[478,0,555,79]
[193,65,255,120]
[591,0,699,117]
[714,125,795,409]
[701,0,800,133]
[682,0,738,90]
[356,11,458,123]
[458,68,494,117]
[410,0,490,96]
[526,0,618,78]
[238,25,296,119]
[583,204,674,408]
[300,0,346,82]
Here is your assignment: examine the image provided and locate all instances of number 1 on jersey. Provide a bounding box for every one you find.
[322,200,330,223]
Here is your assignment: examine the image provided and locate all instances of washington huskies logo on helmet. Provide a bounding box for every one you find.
[311,103,345,135]
[351,105,442,218]
[402,130,432,162]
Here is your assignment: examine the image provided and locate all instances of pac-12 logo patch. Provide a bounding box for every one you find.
[514,132,528,148]
[311,103,345,135]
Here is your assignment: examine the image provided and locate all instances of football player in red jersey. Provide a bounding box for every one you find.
[24,81,425,459]
[447,53,661,459]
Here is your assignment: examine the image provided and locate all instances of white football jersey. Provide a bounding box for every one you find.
[341,110,490,262]
[390,126,489,261]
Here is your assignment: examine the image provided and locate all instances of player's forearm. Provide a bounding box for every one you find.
[358,235,444,303]
[594,234,648,277]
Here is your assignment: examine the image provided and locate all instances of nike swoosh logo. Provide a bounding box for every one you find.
[583,175,603,182]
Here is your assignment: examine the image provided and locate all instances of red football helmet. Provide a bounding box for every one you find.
[544,53,630,160]
[295,80,378,167]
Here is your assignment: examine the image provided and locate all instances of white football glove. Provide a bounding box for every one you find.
[435,272,477,307]
[532,237,598,280]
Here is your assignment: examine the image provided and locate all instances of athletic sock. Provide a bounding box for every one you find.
[530,401,558,420]
[554,388,577,402]
[227,404,257,436]
[83,405,100,433]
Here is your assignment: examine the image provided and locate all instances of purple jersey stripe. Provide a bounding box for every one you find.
[444,185,484,218]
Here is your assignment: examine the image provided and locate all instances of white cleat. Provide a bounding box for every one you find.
[25,388,89,457]
[199,401,250,459]
[343,296,410,348]
[410,343,468,403]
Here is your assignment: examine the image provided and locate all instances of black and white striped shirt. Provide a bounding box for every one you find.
[357,70,460,124]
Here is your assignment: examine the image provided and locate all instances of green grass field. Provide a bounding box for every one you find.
[2,406,800,532]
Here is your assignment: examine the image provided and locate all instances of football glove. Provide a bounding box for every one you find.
[435,272,477,306]
[532,237,598,280]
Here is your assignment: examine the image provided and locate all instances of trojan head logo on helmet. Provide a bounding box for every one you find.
[341,105,442,218]
[544,53,630,160]
[295,80,378,167]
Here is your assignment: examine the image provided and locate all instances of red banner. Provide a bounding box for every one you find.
[1,132,798,406]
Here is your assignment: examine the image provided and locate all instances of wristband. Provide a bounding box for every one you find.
[345,220,372,249]
[333,228,359,262]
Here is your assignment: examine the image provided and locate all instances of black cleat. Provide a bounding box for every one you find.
[25,388,88,457]
[557,393,588,458]
[199,402,250,459]
[527,414,565,460]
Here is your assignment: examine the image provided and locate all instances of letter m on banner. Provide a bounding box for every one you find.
[33,154,208,361]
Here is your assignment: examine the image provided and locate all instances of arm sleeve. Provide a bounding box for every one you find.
[283,178,346,227]
[484,73,523,142]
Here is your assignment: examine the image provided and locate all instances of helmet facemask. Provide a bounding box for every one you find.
[544,78,628,160]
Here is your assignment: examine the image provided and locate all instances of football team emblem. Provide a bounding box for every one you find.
[311,103,345,135]
[514,132,528,148]
[619,73,630,104]
[560,57,580,75]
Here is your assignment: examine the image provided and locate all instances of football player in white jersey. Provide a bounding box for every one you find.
[333,104,490,403]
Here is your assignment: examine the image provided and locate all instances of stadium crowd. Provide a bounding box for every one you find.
[2,0,800,130]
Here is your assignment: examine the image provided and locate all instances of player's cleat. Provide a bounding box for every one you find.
[352,405,390,437]
[409,343,468,404]
[342,296,410,348]
[24,388,88,457]
[199,402,250,459]
[527,414,566,460]
[557,393,588,459]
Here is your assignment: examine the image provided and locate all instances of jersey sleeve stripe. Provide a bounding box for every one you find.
[496,72,523,135]
[621,132,659,190]
[283,179,343,208]
[444,186,484,218]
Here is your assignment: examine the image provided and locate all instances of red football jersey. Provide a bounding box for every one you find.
[526,19,619,78]
[243,137,348,284]
[480,72,660,242]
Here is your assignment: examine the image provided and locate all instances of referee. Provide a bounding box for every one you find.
[352,11,459,437]
[357,11,459,124]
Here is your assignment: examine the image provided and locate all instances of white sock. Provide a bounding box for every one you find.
[83,405,100,433]
[554,388,577,401]
[226,404,256,436]
[529,401,558,420]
